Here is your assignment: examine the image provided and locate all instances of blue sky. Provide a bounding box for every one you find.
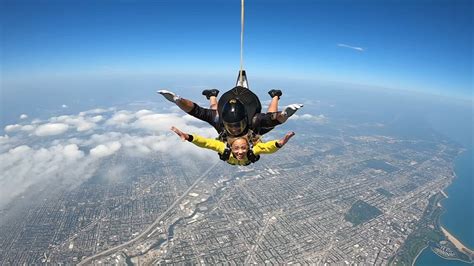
[2,0,473,99]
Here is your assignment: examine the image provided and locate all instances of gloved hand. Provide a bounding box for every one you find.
[281,104,303,118]
[157,90,181,103]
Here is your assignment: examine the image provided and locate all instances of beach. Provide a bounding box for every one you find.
[441,226,474,257]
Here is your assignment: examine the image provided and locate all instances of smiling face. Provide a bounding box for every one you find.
[230,138,249,161]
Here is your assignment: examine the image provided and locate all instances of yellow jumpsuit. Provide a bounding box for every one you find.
[190,135,281,166]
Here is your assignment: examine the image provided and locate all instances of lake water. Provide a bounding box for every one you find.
[415,149,473,265]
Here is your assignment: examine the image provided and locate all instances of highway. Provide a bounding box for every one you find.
[79,161,219,265]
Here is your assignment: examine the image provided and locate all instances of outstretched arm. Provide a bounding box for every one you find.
[276,104,303,123]
[253,131,296,155]
[158,90,195,113]
[277,131,295,147]
[170,126,226,153]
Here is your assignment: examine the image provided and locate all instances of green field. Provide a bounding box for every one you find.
[344,200,383,226]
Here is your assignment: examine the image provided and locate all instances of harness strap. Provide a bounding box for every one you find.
[219,142,232,161]
[239,0,245,86]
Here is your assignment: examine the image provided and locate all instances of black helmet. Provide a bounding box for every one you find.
[222,98,248,136]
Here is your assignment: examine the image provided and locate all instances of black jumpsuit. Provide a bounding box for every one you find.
[187,86,281,137]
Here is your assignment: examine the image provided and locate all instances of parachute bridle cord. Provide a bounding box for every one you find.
[239,0,245,86]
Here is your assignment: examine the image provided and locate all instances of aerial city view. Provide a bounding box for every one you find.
[1,0,472,265]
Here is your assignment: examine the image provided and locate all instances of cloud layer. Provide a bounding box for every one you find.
[0,106,218,207]
[1,103,326,207]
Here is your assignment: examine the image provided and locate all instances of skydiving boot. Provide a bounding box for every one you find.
[202,89,220,100]
[268,89,282,99]
[157,90,181,103]
[281,104,304,118]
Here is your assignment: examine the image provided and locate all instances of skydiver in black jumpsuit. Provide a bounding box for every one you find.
[157,70,303,140]
[158,87,302,141]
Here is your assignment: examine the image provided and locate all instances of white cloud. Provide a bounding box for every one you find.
[122,134,173,155]
[50,115,98,132]
[63,144,85,160]
[300,99,321,106]
[106,111,134,126]
[291,113,328,123]
[168,105,182,113]
[35,123,69,136]
[62,104,68,108]
[133,113,216,138]
[68,118,95,132]
[135,109,154,118]
[301,114,315,119]
[81,132,122,147]
[0,143,94,207]
[0,135,9,143]
[134,113,185,132]
[337,43,365,52]
[20,114,28,119]
[1,146,34,174]
[90,141,122,158]
[5,124,21,132]
[50,115,70,123]
[181,114,207,124]
[79,108,109,116]
[9,145,32,154]
[76,121,95,132]
[90,115,104,123]
[21,125,36,132]
[0,135,13,153]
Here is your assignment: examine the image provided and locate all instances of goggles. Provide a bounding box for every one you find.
[224,120,247,136]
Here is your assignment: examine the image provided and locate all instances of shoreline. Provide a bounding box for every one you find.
[412,246,428,266]
[441,226,474,256]
[414,245,473,266]
[440,149,474,252]
[439,150,473,252]
[414,149,473,265]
